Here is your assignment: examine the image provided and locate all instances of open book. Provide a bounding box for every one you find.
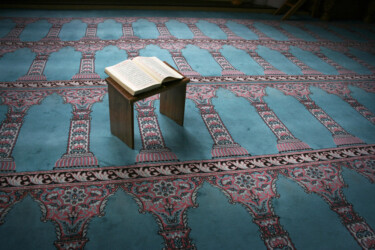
[105,56,184,96]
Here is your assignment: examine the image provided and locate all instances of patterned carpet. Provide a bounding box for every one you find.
[0,9,375,249]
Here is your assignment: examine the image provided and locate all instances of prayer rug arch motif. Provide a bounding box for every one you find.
[0,11,375,250]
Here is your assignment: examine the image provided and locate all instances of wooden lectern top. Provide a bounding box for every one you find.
[105,61,190,104]
[105,76,190,104]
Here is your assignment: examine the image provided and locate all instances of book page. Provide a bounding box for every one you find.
[134,57,183,82]
[106,60,159,91]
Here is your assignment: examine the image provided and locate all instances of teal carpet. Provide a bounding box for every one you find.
[0,9,375,249]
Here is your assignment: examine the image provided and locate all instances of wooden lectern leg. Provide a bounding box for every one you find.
[160,82,187,126]
[108,83,134,149]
